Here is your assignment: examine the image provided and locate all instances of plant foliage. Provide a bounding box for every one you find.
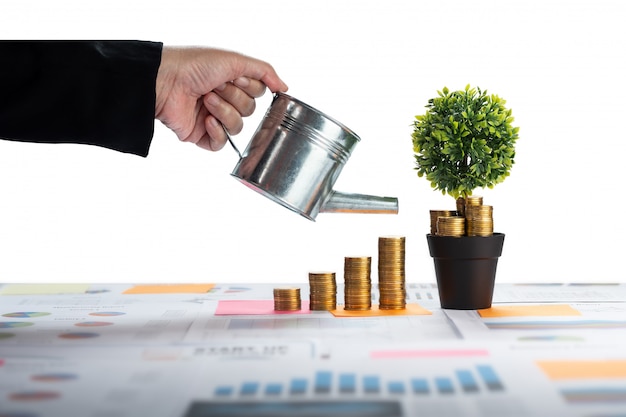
[412,85,519,199]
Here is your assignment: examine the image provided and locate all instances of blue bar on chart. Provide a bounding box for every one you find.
[314,371,332,394]
[240,381,259,396]
[265,383,282,396]
[477,365,505,391]
[456,370,479,393]
[339,373,356,394]
[214,386,233,397]
[388,381,405,395]
[435,377,455,394]
[290,378,307,395]
[411,378,429,395]
[363,375,381,394]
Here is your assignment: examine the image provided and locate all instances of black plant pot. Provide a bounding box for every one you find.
[427,233,505,310]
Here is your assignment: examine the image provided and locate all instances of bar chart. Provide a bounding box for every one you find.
[183,364,508,416]
[207,364,504,400]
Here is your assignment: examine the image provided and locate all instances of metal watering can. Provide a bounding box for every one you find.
[230,93,399,221]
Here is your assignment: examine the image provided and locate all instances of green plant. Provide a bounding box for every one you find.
[412,85,519,199]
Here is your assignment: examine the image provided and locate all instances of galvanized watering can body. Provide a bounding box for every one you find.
[231,93,398,221]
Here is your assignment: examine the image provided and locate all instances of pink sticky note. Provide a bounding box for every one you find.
[215,300,311,315]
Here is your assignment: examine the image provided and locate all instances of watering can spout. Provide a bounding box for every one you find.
[320,191,399,215]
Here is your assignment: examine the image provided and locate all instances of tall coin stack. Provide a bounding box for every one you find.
[378,236,406,310]
[466,204,494,236]
[343,256,372,311]
[308,272,337,311]
[273,287,301,311]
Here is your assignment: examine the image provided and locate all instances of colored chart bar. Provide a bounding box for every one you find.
[411,378,429,394]
[363,375,381,394]
[214,386,233,397]
[477,365,505,391]
[290,378,307,395]
[339,373,356,394]
[456,370,479,393]
[240,382,259,396]
[388,381,405,395]
[265,383,282,396]
[315,371,332,394]
[435,377,454,394]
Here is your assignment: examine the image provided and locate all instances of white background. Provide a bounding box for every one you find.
[1,0,624,285]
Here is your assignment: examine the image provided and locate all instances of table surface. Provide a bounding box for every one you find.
[1,282,626,417]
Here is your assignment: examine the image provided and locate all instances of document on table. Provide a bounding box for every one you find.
[2,282,626,417]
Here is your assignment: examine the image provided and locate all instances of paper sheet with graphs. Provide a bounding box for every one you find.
[1,282,626,417]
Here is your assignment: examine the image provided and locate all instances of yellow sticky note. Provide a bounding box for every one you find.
[537,360,626,380]
[0,284,90,295]
[478,304,581,318]
[331,303,431,317]
[122,284,215,294]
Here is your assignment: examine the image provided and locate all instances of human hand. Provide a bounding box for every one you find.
[155,46,288,151]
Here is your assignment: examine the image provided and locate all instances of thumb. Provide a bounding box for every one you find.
[239,58,288,93]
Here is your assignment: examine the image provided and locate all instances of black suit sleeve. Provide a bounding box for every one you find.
[0,40,163,157]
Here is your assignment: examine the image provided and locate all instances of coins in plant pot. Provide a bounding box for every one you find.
[429,210,456,235]
[466,204,494,236]
[465,195,483,209]
[343,256,372,311]
[273,287,301,311]
[436,215,466,237]
[308,272,337,311]
[378,236,406,310]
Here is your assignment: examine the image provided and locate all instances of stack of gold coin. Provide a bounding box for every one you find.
[343,256,372,311]
[273,287,301,311]
[465,195,483,210]
[308,272,337,311]
[378,236,406,310]
[436,215,466,237]
[429,210,455,235]
[466,204,494,236]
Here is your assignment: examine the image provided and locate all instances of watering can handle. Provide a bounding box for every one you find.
[222,125,243,159]
[319,191,399,214]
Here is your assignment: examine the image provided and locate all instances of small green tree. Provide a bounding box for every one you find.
[412,85,519,199]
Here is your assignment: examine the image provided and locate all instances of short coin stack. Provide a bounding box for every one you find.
[308,272,337,311]
[429,210,456,235]
[343,256,372,311]
[377,236,406,310]
[436,215,466,237]
[273,287,301,311]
